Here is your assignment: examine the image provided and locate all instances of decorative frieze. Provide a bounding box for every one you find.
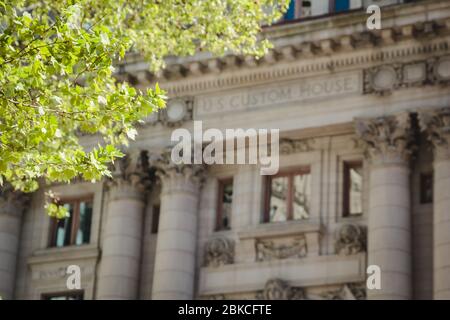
[32,265,95,281]
[279,138,315,155]
[255,279,305,300]
[204,237,234,268]
[354,113,414,165]
[335,224,366,256]
[364,57,450,94]
[255,236,307,262]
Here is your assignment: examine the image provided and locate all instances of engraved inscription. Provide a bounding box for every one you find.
[195,72,362,117]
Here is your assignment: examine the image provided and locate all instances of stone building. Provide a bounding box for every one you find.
[1,0,450,300]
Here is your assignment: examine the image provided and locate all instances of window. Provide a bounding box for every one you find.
[281,0,357,22]
[420,172,433,204]
[264,168,311,223]
[283,0,312,21]
[216,178,233,231]
[42,291,84,300]
[151,205,160,234]
[49,197,93,247]
[343,161,363,217]
[332,0,350,13]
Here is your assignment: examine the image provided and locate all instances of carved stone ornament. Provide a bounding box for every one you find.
[402,62,427,87]
[0,184,30,216]
[335,224,366,256]
[204,237,234,268]
[149,148,206,190]
[364,65,401,95]
[279,138,314,155]
[255,279,305,300]
[320,283,366,300]
[431,56,450,84]
[364,57,450,95]
[107,150,150,193]
[255,236,307,262]
[142,98,193,127]
[418,107,450,160]
[354,113,414,164]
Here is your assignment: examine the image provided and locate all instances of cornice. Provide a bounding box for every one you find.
[117,18,450,97]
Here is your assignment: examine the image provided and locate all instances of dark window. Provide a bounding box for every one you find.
[420,172,433,204]
[333,0,350,13]
[42,290,84,300]
[216,179,233,231]
[343,162,363,217]
[283,0,312,21]
[264,168,311,223]
[49,197,93,247]
[151,205,160,234]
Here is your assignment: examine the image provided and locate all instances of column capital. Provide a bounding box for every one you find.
[0,185,29,217]
[354,113,414,166]
[418,107,450,161]
[106,150,150,200]
[150,149,206,193]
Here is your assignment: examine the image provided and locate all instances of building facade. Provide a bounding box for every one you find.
[1,0,450,300]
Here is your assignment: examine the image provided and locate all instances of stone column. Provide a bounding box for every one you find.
[419,107,450,299]
[150,151,204,299]
[97,151,149,300]
[355,113,414,299]
[0,186,28,300]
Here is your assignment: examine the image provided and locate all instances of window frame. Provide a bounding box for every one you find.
[49,195,93,248]
[264,167,311,223]
[272,0,362,27]
[216,177,234,231]
[342,161,363,218]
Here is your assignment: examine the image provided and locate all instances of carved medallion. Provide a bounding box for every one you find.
[335,224,366,256]
[204,237,234,268]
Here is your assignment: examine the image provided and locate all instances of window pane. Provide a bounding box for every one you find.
[269,176,289,222]
[283,0,296,20]
[348,165,363,215]
[55,203,74,247]
[335,0,350,12]
[292,173,311,220]
[219,181,233,230]
[76,201,93,245]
